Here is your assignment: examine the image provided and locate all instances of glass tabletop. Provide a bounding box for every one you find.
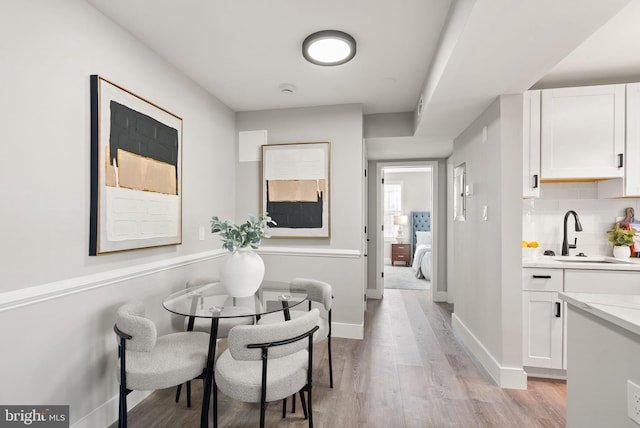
[162,279,308,319]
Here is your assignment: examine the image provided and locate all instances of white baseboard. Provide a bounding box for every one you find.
[366,288,383,299]
[523,366,567,380]
[72,390,151,428]
[333,321,364,340]
[432,290,447,302]
[452,313,527,390]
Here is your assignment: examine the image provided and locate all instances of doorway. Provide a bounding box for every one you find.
[376,161,437,297]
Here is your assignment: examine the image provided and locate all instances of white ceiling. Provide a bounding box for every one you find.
[86,0,638,160]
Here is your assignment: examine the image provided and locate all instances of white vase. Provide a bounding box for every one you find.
[221,248,265,297]
[613,245,631,259]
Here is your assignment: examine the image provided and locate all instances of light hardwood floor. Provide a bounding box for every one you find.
[113,289,566,427]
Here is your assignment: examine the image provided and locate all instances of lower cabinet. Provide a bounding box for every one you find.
[522,268,565,371]
[522,290,564,369]
[523,266,640,373]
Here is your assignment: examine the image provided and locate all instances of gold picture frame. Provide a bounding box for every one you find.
[89,75,183,255]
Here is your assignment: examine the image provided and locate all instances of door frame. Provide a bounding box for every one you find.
[372,160,438,299]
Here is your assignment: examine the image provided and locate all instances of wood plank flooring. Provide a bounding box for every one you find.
[112,289,565,427]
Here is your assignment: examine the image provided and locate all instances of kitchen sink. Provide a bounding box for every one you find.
[551,256,633,264]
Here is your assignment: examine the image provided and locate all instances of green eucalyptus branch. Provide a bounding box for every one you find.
[210,213,276,252]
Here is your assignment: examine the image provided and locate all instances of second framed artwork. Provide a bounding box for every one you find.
[261,142,330,238]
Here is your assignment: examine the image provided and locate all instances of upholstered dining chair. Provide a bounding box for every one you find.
[214,308,320,428]
[257,278,333,388]
[114,302,209,428]
[175,277,255,405]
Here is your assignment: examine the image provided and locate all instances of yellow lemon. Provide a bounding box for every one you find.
[522,240,528,248]
[528,241,539,248]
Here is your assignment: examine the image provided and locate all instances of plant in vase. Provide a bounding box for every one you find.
[607,225,636,259]
[210,213,275,251]
[210,213,276,297]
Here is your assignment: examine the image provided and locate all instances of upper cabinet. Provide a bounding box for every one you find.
[523,90,541,198]
[599,83,640,197]
[540,84,625,180]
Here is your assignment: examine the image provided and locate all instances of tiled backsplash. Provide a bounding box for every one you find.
[522,182,640,257]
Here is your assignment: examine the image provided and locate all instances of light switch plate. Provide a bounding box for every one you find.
[198,226,205,241]
[627,380,640,424]
[482,205,488,221]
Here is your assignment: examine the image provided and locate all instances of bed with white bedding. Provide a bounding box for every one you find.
[410,212,431,280]
[412,232,431,280]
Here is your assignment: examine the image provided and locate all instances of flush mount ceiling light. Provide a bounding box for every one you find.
[302,30,356,66]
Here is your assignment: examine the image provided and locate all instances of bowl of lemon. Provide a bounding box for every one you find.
[522,240,539,258]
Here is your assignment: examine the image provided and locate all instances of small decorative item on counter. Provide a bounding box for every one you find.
[608,225,636,259]
[607,225,635,247]
[522,240,539,257]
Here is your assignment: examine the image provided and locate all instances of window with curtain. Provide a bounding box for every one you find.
[383,182,402,238]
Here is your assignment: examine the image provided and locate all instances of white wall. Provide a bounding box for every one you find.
[0,1,236,426]
[448,95,525,388]
[235,105,365,335]
[524,182,640,257]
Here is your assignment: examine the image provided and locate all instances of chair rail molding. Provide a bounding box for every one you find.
[0,250,226,313]
[0,247,362,313]
[256,246,361,258]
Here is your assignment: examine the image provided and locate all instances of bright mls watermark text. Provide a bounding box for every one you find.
[0,406,68,428]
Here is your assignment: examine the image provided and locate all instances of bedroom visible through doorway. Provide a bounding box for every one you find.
[382,165,433,291]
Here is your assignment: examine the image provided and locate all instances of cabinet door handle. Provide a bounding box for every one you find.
[618,153,624,168]
[532,174,539,189]
[532,275,551,279]
[555,302,561,318]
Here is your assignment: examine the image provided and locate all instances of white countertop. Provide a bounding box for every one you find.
[559,292,640,336]
[523,255,640,271]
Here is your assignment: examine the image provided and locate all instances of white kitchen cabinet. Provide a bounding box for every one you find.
[598,82,640,197]
[564,269,640,294]
[523,265,640,373]
[541,84,625,180]
[522,268,564,369]
[523,291,564,369]
[523,90,541,198]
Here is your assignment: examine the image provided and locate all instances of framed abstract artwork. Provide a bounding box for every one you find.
[89,75,182,255]
[261,142,330,238]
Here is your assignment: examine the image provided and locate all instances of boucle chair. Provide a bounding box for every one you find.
[214,308,320,428]
[175,277,255,404]
[114,302,209,428]
[257,278,333,388]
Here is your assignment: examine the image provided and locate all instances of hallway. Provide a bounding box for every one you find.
[116,289,566,427]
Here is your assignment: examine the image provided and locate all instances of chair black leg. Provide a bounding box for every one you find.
[175,384,182,403]
[299,390,308,420]
[186,380,192,408]
[328,336,334,388]
[308,385,313,428]
[259,396,266,428]
[282,398,287,418]
[292,392,296,413]
[119,387,127,428]
[213,379,218,428]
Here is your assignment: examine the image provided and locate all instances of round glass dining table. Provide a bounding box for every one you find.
[162,280,308,428]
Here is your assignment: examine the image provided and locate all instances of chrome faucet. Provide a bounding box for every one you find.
[562,210,583,256]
